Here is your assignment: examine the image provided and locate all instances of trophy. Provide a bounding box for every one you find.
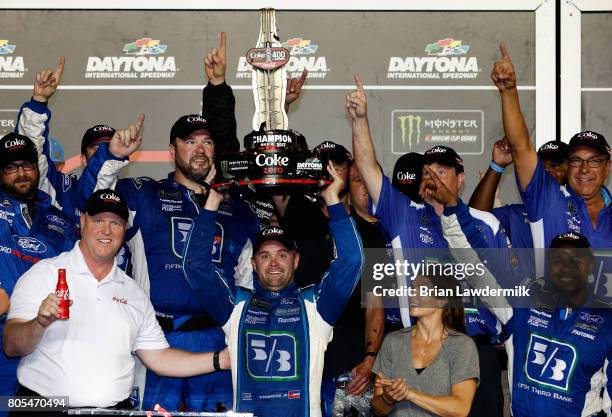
[248,8,289,132]
[214,9,330,193]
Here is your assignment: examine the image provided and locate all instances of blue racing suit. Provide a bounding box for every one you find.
[0,190,78,417]
[182,203,364,417]
[15,98,129,223]
[443,213,612,417]
[373,174,510,417]
[519,159,612,301]
[372,174,508,335]
[115,174,259,411]
[15,98,133,273]
[492,203,533,248]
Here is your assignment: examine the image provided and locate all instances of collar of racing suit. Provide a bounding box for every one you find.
[253,279,300,301]
[567,183,612,209]
[0,189,51,209]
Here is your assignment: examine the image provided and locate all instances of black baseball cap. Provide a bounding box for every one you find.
[0,133,38,168]
[170,115,213,143]
[85,189,129,222]
[422,146,464,173]
[392,152,423,203]
[253,225,297,254]
[567,131,611,157]
[312,141,353,165]
[550,232,591,249]
[537,141,569,164]
[81,125,116,155]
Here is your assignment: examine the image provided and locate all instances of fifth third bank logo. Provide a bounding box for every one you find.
[525,334,576,391]
[246,331,297,380]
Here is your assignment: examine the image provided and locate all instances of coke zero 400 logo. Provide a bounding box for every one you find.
[236,37,329,79]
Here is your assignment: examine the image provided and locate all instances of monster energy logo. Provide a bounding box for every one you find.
[398,114,422,149]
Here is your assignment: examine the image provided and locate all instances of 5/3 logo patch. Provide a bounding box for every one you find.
[170,217,223,263]
[246,331,298,380]
[525,334,577,391]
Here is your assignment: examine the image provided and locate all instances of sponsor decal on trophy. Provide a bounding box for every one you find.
[214,9,331,193]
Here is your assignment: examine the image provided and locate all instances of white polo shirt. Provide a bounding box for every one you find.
[8,242,168,408]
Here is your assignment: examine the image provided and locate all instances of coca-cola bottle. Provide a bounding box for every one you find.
[55,269,69,320]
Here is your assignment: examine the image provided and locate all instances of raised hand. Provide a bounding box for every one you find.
[492,137,513,167]
[109,114,145,158]
[203,165,225,210]
[284,69,308,111]
[346,74,367,120]
[204,32,227,86]
[33,57,65,102]
[320,161,345,206]
[491,44,516,92]
[419,166,458,209]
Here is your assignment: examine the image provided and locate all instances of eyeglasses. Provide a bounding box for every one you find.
[3,161,37,174]
[566,157,609,168]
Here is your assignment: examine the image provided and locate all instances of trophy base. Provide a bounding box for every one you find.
[212,177,330,194]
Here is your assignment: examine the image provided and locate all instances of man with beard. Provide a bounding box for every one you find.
[111,113,259,411]
[0,132,78,417]
[107,33,260,412]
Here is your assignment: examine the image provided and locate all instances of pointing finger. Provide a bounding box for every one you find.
[54,56,66,81]
[354,74,365,92]
[134,113,145,135]
[296,69,308,87]
[500,43,511,62]
[219,32,227,55]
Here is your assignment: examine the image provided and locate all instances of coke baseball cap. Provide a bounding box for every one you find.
[81,125,116,155]
[0,132,37,168]
[392,152,423,203]
[423,146,464,173]
[550,232,591,249]
[253,225,297,254]
[312,141,353,165]
[170,114,213,143]
[85,189,129,222]
[537,141,569,164]
[567,131,610,157]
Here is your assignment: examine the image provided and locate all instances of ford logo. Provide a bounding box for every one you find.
[16,237,47,253]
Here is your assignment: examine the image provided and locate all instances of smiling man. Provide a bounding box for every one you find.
[492,44,612,251]
[0,132,78,416]
[182,163,364,417]
[3,189,230,416]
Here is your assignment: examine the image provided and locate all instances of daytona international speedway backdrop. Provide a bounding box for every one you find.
[0,10,538,202]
